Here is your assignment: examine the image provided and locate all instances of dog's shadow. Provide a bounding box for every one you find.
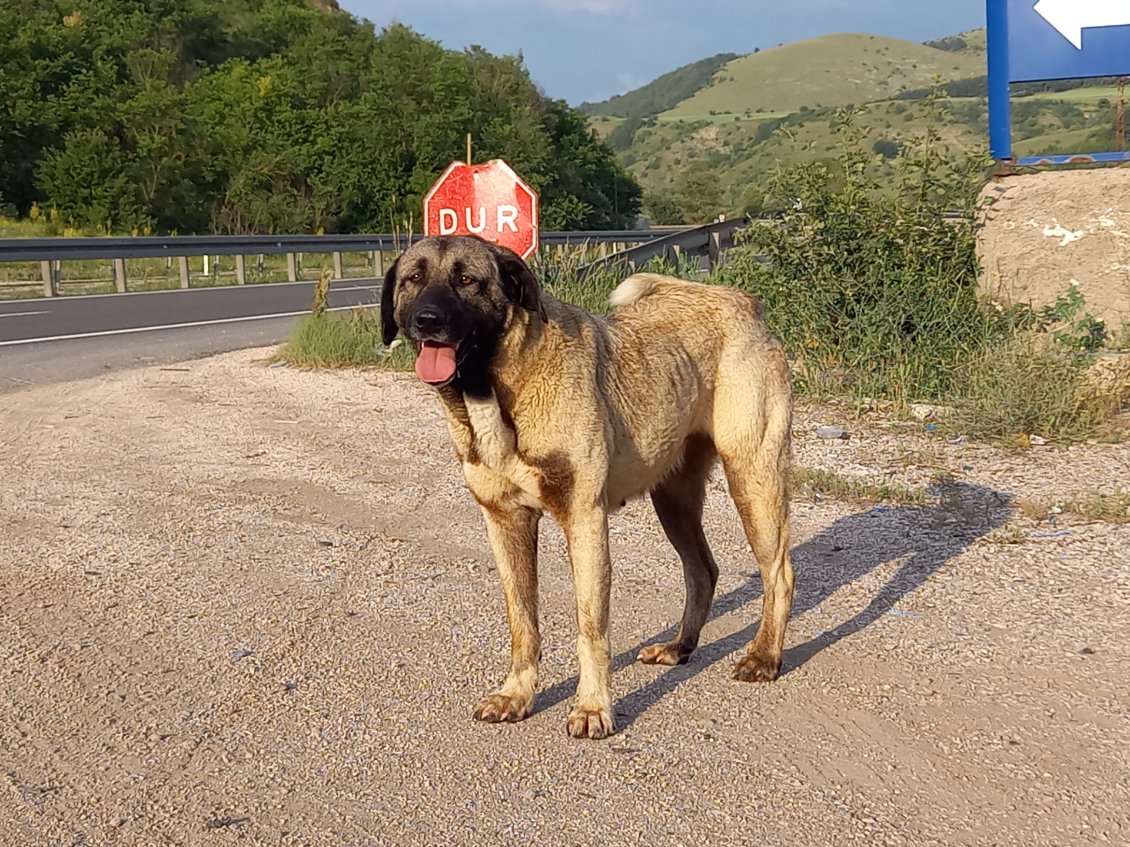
[537,482,1012,730]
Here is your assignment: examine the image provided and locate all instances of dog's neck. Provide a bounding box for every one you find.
[435,305,547,467]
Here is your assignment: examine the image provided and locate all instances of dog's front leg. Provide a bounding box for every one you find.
[563,505,615,740]
[473,502,541,724]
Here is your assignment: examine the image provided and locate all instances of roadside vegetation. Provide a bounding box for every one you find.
[280,102,1129,446]
[0,0,640,236]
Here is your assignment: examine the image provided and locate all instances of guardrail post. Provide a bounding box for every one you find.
[40,261,56,297]
[333,251,344,280]
[709,231,722,270]
[113,258,127,293]
[286,253,298,282]
[178,256,190,289]
[374,251,384,278]
[235,255,246,285]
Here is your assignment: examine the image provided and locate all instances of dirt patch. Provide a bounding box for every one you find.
[1,348,1128,846]
[977,167,1130,331]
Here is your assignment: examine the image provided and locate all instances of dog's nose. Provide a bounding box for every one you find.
[412,306,444,336]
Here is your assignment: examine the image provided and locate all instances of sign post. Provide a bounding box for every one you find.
[988,0,1130,165]
[423,159,540,260]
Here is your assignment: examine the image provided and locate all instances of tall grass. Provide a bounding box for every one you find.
[277,306,414,370]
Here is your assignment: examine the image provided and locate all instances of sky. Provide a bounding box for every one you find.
[340,0,986,105]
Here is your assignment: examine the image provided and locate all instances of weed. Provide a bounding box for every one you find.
[276,307,413,370]
[792,466,927,506]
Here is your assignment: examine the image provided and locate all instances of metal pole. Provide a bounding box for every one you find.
[40,261,55,297]
[986,0,1013,163]
[113,258,127,293]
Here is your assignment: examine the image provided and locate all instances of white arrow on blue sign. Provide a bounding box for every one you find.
[1035,0,1130,50]
[988,0,1130,161]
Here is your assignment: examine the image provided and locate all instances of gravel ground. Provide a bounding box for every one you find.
[2,347,1128,846]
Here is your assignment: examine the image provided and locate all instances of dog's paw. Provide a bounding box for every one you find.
[566,706,615,740]
[637,642,689,666]
[472,692,533,724]
[730,652,782,683]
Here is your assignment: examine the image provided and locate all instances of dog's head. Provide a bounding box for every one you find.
[380,235,547,395]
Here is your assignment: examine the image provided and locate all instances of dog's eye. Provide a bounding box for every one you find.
[407,272,421,283]
[460,274,477,286]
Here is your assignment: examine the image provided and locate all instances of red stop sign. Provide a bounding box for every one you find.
[423,159,540,259]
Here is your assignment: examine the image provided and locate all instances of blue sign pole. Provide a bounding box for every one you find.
[988,0,1130,164]
[987,0,1012,160]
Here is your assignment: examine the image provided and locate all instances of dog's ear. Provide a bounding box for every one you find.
[492,244,548,323]
[380,256,399,346]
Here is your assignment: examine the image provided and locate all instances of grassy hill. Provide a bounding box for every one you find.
[579,52,738,118]
[663,34,984,119]
[583,28,1124,223]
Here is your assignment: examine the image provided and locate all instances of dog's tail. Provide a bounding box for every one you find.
[608,272,699,309]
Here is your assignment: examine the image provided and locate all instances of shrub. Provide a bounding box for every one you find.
[709,96,1126,441]
[718,103,997,402]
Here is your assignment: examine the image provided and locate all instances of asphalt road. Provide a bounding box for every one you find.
[0,279,381,391]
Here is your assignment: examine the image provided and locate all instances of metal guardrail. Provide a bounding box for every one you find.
[0,230,670,263]
[579,219,750,277]
[0,229,681,297]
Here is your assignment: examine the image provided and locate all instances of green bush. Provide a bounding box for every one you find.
[707,98,1127,441]
[718,103,998,402]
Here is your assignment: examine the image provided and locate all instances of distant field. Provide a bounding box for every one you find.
[662,34,985,118]
[1024,86,1123,105]
[656,112,789,124]
[1013,127,1101,156]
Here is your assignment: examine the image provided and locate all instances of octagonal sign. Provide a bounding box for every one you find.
[423,159,540,259]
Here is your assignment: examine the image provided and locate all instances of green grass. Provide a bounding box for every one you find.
[661,34,984,118]
[1020,492,1130,524]
[275,307,414,370]
[792,466,927,506]
[1013,127,1098,156]
[0,241,384,300]
[1025,86,1123,105]
[655,112,787,124]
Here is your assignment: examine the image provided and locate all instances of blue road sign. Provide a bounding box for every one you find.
[988,0,1130,162]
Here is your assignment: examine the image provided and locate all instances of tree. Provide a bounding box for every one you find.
[873,138,900,160]
[674,161,723,224]
[0,2,642,234]
[643,191,682,225]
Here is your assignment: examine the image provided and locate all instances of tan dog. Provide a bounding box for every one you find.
[380,234,795,739]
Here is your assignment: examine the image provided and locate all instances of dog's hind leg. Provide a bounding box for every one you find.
[472,501,542,724]
[714,360,796,682]
[638,435,720,667]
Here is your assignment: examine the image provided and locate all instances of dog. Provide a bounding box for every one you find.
[380,234,795,740]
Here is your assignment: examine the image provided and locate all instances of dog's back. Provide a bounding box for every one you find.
[595,272,791,505]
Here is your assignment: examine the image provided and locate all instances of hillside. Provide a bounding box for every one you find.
[579,52,739,118]
[582,28,1123,224]
[664,34,985,119]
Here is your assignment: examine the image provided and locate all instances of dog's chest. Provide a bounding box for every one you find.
[449,392,545,509]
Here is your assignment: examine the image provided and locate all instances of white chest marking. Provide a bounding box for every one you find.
[464,391,517,468]
[463,391,543,504]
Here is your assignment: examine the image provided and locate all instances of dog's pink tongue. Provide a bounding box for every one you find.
[415,342,457,384]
